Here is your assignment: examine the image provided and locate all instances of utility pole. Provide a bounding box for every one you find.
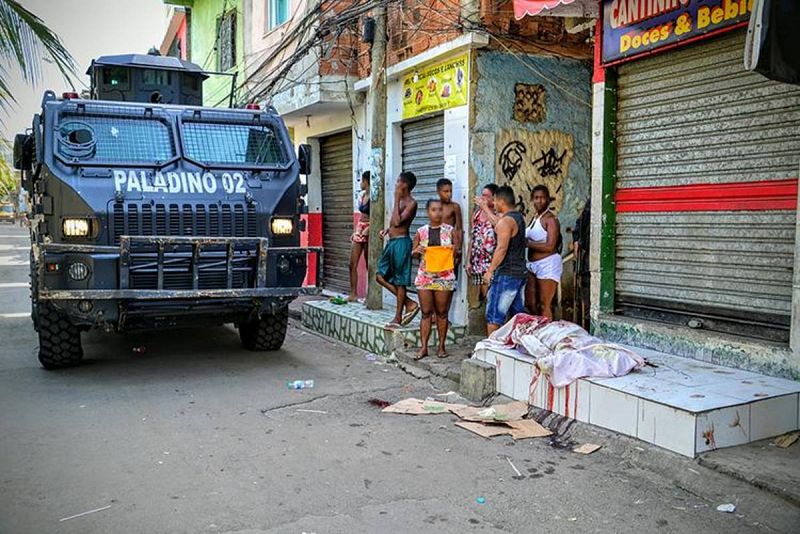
[365,3,387,310]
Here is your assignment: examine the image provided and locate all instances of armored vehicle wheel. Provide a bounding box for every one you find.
[239,307,288,351]
[38,303,83,369]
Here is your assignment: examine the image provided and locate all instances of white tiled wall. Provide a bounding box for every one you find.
[513,358,534,404]
[637,400,696,457]
[695,405,751,455]
[750,394,799,442]
[573,380,591,423]
[483,349,497,367]
[589,384,640,437]
[529,372,548,408]
[495,353,516,399]
[480,345,800,458]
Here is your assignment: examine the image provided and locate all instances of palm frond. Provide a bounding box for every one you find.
[0,0,77,95]
[0,141,16,200]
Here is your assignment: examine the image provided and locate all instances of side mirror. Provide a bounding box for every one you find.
[297,144,312,175]
[13,133,33,171]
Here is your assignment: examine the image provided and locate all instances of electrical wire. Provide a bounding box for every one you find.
[218,0,592,111]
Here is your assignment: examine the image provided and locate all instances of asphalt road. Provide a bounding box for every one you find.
[0,224,798,534]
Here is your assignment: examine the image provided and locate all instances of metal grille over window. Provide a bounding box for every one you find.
[217,10,236,72]
[182,122,287,166]
[57,114,175,164]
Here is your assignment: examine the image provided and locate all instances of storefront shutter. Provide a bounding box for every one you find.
[401,114,445,242]
[614,30,800,342]
[320,131,354,294]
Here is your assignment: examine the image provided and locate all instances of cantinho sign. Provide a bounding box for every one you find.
[602,0,753,64]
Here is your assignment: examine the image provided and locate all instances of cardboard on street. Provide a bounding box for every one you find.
[506,419,553,439]
[450,401,528,422]
[384,398,550,441]
[573,443,602,454]
[454,418,552,440]
[381,398,467,415]
[455,421,512,438]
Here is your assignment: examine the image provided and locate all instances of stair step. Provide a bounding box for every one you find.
[301,299,466,355]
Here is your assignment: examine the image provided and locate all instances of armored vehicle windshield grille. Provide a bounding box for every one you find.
[57,113,175,164]
[112,202,258,244]
[182,122,288,166]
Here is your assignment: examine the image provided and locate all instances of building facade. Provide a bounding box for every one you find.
[235,0,595,330]
[591,0,800,379]
[164,0,246,107]
[160,6,191,60]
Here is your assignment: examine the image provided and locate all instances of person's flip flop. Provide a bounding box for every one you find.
[400,305,420,326]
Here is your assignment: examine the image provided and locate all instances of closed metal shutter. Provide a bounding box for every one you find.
[320,131,353,294]
[615,30,800,342]
[401,114,445,241]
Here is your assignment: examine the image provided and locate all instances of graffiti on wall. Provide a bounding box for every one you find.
[513,83,546,123]
[495,129,574,218]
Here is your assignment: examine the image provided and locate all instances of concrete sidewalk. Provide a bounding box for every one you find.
[698,435,800,506]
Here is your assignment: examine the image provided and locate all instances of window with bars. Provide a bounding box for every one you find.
[182,122,289,167]
[268,0,289,30]
[56,114,176,164]
[217,10,237,72]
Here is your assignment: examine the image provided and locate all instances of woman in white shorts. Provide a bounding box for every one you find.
[525,185,562,319]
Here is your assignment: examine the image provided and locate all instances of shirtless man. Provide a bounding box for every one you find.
[525,185,562,319]
[436,178,463,265]
[377,172,419,327]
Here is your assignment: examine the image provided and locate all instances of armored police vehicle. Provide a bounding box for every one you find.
[13,52,319,369]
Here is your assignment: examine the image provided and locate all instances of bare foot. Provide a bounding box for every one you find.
[415,348,429,360]
[346,295,358,302]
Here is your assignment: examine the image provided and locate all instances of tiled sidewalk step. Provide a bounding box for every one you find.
[301,300,466,355]
[472,344,800,458]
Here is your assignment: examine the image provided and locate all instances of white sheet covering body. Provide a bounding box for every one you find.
[481,314,645,388]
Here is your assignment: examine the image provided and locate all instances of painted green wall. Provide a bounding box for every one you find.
[189,0,244,107]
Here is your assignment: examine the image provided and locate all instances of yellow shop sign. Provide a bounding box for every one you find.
[402,53,469,120]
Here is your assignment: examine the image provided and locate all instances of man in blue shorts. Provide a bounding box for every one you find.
[377,171,419,327]
[484,185,527,335]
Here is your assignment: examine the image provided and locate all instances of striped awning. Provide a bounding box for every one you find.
[513,0,575,20]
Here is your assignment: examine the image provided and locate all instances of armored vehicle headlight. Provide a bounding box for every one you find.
[68,262,90,281]
[271,217,293,235]
[63,218,91,237]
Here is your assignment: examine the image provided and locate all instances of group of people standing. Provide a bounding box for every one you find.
[348,172,562,359]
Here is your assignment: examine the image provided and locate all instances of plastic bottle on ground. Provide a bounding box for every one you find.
[287,379,315,390]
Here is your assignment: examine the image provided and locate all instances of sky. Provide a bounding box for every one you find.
[2,0,168,140]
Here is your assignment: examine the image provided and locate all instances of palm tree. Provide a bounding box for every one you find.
[0,137,16,200]
[0,0,76,110]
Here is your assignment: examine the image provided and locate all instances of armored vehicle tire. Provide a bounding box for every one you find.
[38,303,83,369]
[29,251,39,331]
[239,308,288,351]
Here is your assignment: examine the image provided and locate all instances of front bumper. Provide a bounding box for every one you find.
[40,287,321,300]
[37,236,321,325]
